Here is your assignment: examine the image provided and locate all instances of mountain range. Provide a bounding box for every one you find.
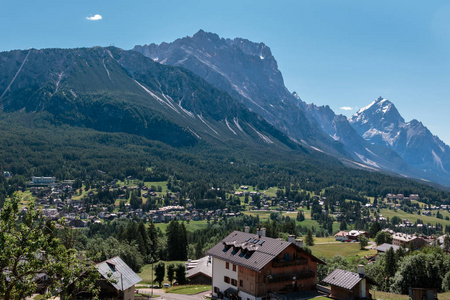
[134,30,450,187]
[0,30,449,188]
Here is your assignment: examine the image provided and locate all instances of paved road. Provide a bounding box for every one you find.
[136,288,211,300]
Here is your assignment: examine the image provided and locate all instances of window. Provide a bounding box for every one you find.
[226,262,229,269]
[240,280,243,287]
[214,287,220,294]
[233,264,237,272]
[231,279,237,286]
[224,276,230,283]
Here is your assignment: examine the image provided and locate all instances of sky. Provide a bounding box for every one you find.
[2,0,450,144]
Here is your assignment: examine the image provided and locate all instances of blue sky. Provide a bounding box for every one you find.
[2,0,450,144]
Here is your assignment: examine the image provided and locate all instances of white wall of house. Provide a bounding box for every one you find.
[238,290,256,300]
[212,257,239,297]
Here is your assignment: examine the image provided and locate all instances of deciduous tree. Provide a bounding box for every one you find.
[0,193,100,300]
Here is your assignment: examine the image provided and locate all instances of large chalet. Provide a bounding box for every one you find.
[206,228,325,300]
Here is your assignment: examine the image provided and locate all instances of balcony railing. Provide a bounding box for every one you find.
[266,271,315,283]
[272,258,308,268]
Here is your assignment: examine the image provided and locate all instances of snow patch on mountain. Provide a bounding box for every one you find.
[197,114,219,135]
[432,150,445,171]
[233,118,245,133]
[247,123,274,144]
[225,118,237,135]
[354,152,380,168]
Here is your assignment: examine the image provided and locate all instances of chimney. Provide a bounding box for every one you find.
[244,226,250,233]
[288,235,295,243]
[260,227,266,237]
[358,264,365,276]
[295,238,303,248]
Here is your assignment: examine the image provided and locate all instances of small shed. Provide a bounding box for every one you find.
[322,266,378,300]
[186,256,212,285]
[409,287,438,300]
[96,256,142,300]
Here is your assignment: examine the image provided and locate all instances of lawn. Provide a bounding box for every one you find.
[310,241,376,259]
[165,285,211,295]
[370,290,409,300]
[368,290,450,300]
[153,220,209,233]
[314,237,339,244]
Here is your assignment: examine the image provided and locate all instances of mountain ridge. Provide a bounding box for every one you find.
[133,30,450,187]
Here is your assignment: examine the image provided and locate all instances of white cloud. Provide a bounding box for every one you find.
[86,14,102,21]
[340,106,354,111]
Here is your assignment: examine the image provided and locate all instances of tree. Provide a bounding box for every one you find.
[154,262,166,287]
[444,235,450,253]
[166,221,188,260]
[369,222,381,238]
[359,235,369,250]
[296,211,305,222]
[0,193,100,300]
[340,220,347,230]
[167,264,175,285]
[375,231,393,245]
[305,229,314,246]
[175,263,187,285]
[391,253,444,294]
[391,216,401,225]
[384,247,397,278]
[147,220,159,261]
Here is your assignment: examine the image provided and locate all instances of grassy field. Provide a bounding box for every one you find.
[165,285,211,295]
[369,290,450,300]
[370,290,409,300]
[153,220,209,233]
[310,241,376,259]
[380,208,450,226]
[138,261,186,284]
[314,237,339,243]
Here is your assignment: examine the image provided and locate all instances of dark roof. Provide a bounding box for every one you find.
[97,256,142,291]
[374,243,404,252]
[206,231,324,272]
[224,287,238,295]
[322,269,379,290]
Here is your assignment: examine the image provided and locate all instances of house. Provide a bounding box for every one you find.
[206,228,325,300]
[186,256,213,285]
[392,233,427,250]
[346,230,369,241]
[374,243,406,254]
[334,231,348,241]
[322,265,378,300]
[96,256,142,300]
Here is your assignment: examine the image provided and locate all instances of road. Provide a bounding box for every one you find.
[136,288,211,300]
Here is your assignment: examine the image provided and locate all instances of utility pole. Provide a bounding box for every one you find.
[151,260,154,298]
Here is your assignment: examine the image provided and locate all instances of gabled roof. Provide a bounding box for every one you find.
[97,256,142,291]
[186,256,212,279]
[374,243,405,252]
[322,269,379,290]
[206,230,325,272]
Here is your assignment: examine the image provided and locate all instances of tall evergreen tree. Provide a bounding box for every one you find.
[154,262,165,287]
[305,229,314,246]
[147,220,159,260]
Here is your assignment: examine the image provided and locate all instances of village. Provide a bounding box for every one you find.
[4,176,449,299]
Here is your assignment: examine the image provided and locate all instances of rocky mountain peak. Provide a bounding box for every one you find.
[350,97,405,132]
